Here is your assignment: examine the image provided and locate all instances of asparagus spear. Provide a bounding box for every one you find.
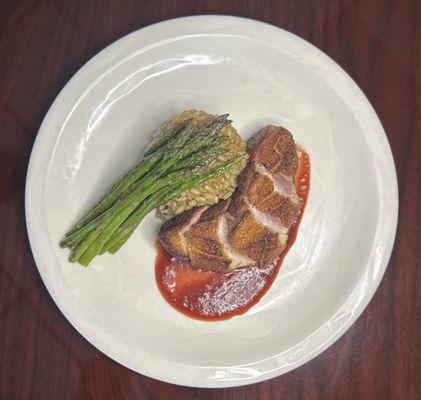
[69,228,102,263]
[104,155,246,255]
[70,172,182,265]
[64,115,230,238]
[75,149,226,265]
[144,114,229,157]
[60,176,153,248]
[64,151,162,237]
[65,120,199,236]
[147,135,227,178]
[143,119,189,156]
[60,145,226,249]
[78,187,168,266]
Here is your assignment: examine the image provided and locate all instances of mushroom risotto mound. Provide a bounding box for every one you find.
[151,110,248,219]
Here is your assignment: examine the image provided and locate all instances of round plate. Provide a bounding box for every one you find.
[25,16,398,387]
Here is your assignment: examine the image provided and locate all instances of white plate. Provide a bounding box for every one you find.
[25,16,398,387]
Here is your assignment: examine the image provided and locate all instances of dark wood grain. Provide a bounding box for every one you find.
[0,0,419,399]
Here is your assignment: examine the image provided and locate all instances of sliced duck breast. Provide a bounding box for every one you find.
[159,125,301,272]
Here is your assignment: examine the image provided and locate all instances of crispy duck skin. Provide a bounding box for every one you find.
[158,206,208,262]
[184,200,234,273]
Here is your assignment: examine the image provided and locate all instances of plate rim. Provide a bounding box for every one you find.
[25,15,398,387]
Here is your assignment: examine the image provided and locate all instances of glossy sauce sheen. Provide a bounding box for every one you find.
[155,148,310,321]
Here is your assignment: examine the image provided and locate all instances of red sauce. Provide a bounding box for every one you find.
[155,148,310,321]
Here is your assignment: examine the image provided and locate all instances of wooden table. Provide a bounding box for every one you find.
[1,1,419,399]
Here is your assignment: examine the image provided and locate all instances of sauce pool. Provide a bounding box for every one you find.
[155,148,310,321]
